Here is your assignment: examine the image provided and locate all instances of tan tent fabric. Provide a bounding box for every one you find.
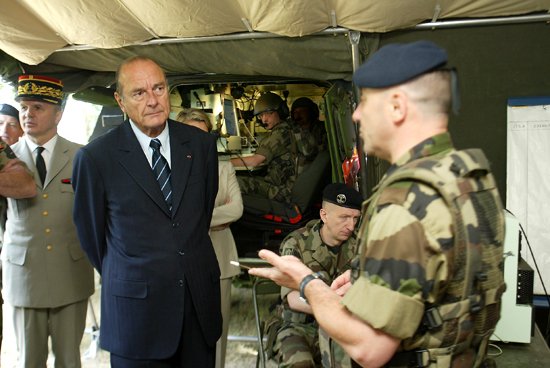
[0,0,548,65]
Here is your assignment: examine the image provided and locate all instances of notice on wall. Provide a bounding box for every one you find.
[507,97,550,295]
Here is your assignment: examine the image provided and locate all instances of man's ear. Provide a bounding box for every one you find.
[54,108,63,125]
[319,208,328,224]
[388,90,407,125]
[114,92,126,114]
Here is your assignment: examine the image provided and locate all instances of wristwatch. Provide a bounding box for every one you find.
[299,271,327,304]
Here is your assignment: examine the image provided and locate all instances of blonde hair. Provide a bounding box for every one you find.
[176,108,213,132]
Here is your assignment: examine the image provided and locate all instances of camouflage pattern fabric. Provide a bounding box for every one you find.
[274,322,320,368]
[342,132,505,368]
[318,328,353,368]
[0,138,16,216]
[0,138,16,169]
[274,219,357,368]
[291,124,320,175]
[238,120,297,202]
[0,137,18,346]
[310,120,328,153]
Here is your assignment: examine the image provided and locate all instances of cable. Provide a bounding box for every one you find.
[218,133,255,176]
[505,208,550,341]
[487,343,503,357]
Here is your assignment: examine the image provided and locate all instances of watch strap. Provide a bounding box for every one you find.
[299,271,327,304]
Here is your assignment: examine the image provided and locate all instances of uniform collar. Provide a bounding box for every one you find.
[387,132,454,176]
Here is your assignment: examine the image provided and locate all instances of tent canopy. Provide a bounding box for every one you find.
[0,0,549,91]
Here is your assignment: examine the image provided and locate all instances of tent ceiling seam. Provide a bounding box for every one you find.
[241,18,254,33]
[53,13,550,55]
[115,0,159,39]
[17,0,72,45]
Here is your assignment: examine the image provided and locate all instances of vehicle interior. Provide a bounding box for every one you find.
[74,76,359,257]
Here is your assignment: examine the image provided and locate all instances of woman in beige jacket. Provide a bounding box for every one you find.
[177,108,243,368]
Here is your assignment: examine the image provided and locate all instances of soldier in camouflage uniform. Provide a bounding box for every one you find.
[0,103,24,146]
[250,41,505,368]
[273,183,362,368]
[0,137,37,352]
[231,92,297,202]
[290,97,327,175]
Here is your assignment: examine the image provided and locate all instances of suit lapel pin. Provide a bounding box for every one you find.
[186,154,192,159]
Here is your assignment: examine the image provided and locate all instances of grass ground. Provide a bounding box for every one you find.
[1,275,278,368]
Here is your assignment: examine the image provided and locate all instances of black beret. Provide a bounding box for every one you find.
[322,183,363,210]
[353,40,448,88]
[0,103,19,121]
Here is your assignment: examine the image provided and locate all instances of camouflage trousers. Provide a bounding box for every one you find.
[237,176,291,202]
[319,328,353,368]
[274,323,321,368]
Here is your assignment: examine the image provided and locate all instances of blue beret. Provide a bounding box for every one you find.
[322,183,363,210]
[353,40,448,88]
[0,103,19,121]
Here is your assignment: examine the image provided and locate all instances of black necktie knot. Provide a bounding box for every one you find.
[150,138,162,151]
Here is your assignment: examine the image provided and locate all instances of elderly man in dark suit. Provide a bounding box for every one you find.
[72,56,221,367]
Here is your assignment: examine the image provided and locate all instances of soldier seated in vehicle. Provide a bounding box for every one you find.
[231,92,297,203]
[290,97,327,172]
[270,183,362,368]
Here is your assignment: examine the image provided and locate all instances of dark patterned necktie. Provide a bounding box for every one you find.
[150,139,172,211]
[35,146,46,185]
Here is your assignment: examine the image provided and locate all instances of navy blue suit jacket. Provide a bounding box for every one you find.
[72,119,221,359]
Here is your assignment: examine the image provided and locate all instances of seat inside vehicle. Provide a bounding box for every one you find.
[231,149,331,257]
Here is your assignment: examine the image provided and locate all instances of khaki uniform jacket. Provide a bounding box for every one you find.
[210,160,243,279]
[1,136,94,308]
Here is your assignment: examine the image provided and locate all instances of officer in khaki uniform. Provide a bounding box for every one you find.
[250,41,505,368]
[2,75,94,367]
[273,183,362,368]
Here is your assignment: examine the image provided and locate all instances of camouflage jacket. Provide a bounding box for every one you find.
[255,120,297,188]
[0,138,16,170]
[342,132,505,367]
[290,120,328,175]
[0,138,17,240]
[280,219,357,321]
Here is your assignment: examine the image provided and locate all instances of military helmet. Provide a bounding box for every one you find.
[291,97,319,121]
[254,92,289,119]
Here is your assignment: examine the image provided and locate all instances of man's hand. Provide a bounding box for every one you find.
[331,269,352,297]
[0,158,37,198]
[248,249,313,290]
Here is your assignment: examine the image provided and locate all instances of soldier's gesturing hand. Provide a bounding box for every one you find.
[331,270,352,297]
[249,249,313,290]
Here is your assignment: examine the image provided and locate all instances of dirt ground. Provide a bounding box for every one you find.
[1,276,277,368]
